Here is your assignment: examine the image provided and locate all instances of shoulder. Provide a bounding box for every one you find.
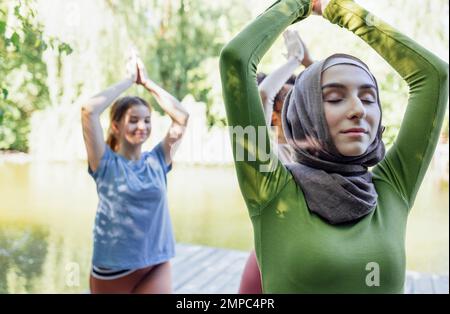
[88,144,117,179]
[146,142,172,173]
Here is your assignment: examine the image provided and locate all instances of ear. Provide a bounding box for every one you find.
[111,121,120,136]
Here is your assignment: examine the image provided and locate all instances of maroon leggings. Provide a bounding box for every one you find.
[238,250,262,294]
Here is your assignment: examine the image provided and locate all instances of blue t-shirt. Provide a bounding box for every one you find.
[88,142,175,269]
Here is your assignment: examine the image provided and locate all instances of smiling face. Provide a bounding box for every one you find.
[321,64,381,157]
[112,104,151,148]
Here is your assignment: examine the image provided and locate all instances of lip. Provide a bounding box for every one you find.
[341,128,367,134]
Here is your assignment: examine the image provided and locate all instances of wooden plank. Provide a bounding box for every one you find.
[407,272,434,294]
[172,245,217,274]
[197,251,248,293]
[431,275,449,294]
[173,248,221,285]
[175,249,230,293]
[173,247,222,291]
[173,244,248,294]
[198,252,248,294]
[171,243,203,268]
[213,255,248,294]
[176,250,235,293]
[404,272,415,294]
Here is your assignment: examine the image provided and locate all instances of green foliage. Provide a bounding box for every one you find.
[105,0,240,126]
[1,0,448,154]
[0,0,71,151]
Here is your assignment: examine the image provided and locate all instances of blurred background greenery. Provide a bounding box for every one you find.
[0,0,448,153]
[0,0,448,293]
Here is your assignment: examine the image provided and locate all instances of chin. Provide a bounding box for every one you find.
[339,144,368,157]
[125,138,147,147]
[136,139,148,145]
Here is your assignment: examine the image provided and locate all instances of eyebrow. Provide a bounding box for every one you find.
[129,115,151,119]
[321,83,377,90]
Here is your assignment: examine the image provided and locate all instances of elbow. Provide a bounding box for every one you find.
[430,60,449,91]
[219,43,245,72]
[81,105,91,115]
[416,61,449,97]
[219,43,247,96]
[438,63,449,91]
[81,104,96,117]
[181,112,190,126]
[175,110,189,127]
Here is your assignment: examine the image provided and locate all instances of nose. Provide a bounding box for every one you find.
[347,96,366,120]
[137,120,146,130]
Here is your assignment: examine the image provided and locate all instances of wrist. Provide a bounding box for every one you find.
[312,0,321,14]
[288,55,302,65]
[143,79,154,91]
[302,58,314,67]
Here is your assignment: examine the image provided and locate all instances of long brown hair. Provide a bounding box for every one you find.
[106,96,151,152]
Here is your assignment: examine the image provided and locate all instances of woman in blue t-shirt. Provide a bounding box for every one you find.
[81,55,189,293]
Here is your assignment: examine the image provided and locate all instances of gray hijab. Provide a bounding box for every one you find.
[281,53,386,225]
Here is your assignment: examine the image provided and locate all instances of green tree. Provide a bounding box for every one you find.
[105,0,246,127]
[0,0,71,151]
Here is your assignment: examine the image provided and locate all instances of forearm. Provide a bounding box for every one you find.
[82,79,133,116]
[143,80,189,126]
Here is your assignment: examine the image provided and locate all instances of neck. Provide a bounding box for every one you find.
[275,125,287,144]
[117,142,142,161]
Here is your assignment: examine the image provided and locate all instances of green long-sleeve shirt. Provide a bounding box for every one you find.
[219,0,448,293]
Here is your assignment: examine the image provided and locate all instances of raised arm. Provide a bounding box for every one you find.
[219,0,313,215]
[137,59,189,165]
[260,30,313,127]
[81,58,136,172]
[260,30,300,126]
[322,0,449,208]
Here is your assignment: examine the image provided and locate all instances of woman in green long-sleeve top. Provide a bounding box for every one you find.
[219,0,448,293]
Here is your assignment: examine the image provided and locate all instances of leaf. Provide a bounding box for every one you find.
[0,21,6,35]
[58,43,73,55]
[10,32,20,50]
[13,5,21,18]
[2,88,8,100]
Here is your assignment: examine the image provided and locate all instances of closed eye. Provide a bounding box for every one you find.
[325,99,343,103]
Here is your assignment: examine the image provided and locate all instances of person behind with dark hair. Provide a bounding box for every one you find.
[81,53,189,293]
